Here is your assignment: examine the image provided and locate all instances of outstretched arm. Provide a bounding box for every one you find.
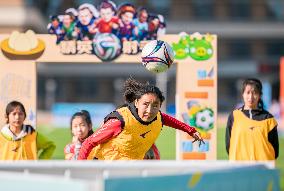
[78,118,122,160]
[161,112,197,134]
[161,113,204,144]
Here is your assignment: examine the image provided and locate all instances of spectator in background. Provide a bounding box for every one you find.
[0,101,56,160]
[64,110,94,160]
[226,78,279,161]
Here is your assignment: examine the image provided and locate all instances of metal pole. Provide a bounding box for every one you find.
[156,72,168,113]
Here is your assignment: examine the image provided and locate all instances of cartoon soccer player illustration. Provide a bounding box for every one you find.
[117,3,136,41]
[133,8,148,41]
[92,0,119,34]
[147,14,166,40]
[76,3,97,40]
[62,12,77,41]
[47,15,64,44]
[147,15,160,40]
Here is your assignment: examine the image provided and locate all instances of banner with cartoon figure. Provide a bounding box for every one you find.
[47,1,166,60]
[173,32,217,160]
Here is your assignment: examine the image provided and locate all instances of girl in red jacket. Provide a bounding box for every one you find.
[78,78,203,160]
[64,110,94,160]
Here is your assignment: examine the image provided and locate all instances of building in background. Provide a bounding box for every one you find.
[1,0,284,113]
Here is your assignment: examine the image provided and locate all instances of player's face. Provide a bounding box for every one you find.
[71,116,90,139]
[79,9,92,25]
[135,93,161,122]
[63,15,72,27]
[52,20,59,27]
[242,84,260,109]
[7,106,25,129]
[121,12,133,24]
[139,11,148,23]
[100,8,113,22]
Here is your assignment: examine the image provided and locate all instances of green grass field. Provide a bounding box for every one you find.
[38,125,283,189]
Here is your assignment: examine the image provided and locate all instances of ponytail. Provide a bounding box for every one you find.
[123,77,165,104]
[258,99,264,110]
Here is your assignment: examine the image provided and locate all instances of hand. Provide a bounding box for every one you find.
[112,23,119,29]
[191,132,205,147]
[88,26,97,34]
[72,135,80,144]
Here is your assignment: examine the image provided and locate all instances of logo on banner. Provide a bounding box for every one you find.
[0,30,45,60]
[172,32,214,61]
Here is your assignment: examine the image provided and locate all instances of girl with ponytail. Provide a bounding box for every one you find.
[78,78,203,160]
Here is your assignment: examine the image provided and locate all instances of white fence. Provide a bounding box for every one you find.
[0,160,279,191]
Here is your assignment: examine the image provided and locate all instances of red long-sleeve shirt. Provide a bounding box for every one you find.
[78,113,196,159]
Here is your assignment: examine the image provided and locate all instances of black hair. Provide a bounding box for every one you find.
[70,110,94,137]
[124,77,165,104]
[50,15,60,22]
[5,101,26,124]
[242,78,264,110]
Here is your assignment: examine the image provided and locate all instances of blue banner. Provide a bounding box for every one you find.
[105,166,280,191]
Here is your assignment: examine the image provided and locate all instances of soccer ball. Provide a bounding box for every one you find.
[195,109,214,131]
[93,33,122,61]
[141,40,174,73]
